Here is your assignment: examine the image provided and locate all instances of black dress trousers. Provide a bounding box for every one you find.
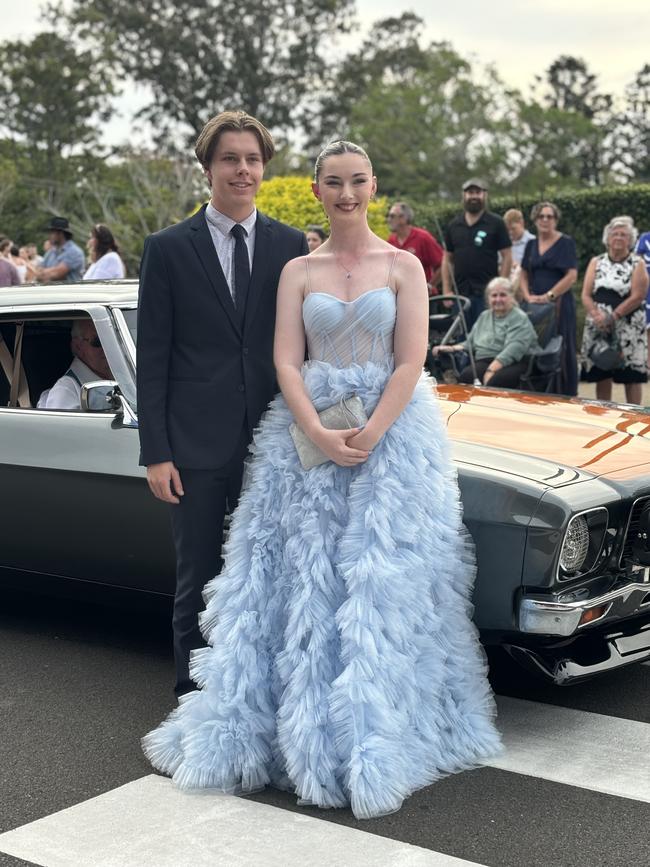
[169,421,250,697]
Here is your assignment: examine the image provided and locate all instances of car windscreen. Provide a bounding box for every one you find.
[122,308,137,346]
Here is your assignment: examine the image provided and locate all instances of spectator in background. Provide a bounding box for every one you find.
[387,201,443,294]
[0,239,22,283]
[83,224,126,280]
[433,277,537,388]
[27,243,43,267]
[442,179,512,329]
[37,319,112,410]
[9,244,28,282]
[20,245,39,282]
[520,201,578,396]
[581,216,648,405]
[635,229,650,366]
[0,242,20,287]
[305,224,327,253]
[503,209,534,300]
[504,209,535,266]
[36,217,85,283]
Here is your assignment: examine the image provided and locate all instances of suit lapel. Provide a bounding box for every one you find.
[244,213,273,334]
[188,204,241,336]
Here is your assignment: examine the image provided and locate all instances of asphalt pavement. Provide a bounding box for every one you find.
[1,587,649,867]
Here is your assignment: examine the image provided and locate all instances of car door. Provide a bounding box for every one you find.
[0,306,175,596]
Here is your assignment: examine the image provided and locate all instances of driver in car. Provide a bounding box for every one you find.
[37,320,112,410]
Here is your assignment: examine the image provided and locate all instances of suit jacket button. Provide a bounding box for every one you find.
[242,347,249,356]
[238,384,245,392]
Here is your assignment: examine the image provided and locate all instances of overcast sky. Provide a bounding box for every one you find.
[2,0,647,144]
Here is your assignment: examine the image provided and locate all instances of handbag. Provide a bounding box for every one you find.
[588,313,624,372]
[289,394,368,470]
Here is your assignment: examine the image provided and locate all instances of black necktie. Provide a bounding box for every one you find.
[230,224,250,319]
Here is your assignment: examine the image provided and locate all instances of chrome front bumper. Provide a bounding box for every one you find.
[519,581,650,637]
[505,622,650,684]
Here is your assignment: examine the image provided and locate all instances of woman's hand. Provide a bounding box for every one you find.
[431,344,460,356]
[346,428,377,452]
[527,295,544,304]
[590,307,609,330]
[483,360,503,385]
[311,426,370,467]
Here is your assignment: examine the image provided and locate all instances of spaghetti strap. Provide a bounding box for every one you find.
[387,250,399,289]
[304,257,312,295]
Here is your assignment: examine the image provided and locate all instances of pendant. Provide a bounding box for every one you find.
[346,272,351,279]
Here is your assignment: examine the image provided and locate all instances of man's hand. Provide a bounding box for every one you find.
[147,461,185,504]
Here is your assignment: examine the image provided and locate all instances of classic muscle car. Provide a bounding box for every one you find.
[1,282,649,684]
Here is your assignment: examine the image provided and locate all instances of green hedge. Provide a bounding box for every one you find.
[255,175,390,238]
[413,184,650,272]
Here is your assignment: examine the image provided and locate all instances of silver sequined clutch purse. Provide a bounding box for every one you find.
[289,394,368,470]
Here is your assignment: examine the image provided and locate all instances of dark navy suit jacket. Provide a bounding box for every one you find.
[137,204,308,469]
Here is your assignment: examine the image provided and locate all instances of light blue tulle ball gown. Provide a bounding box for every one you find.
[142,256,502,820]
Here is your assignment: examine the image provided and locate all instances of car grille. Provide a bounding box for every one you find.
[621,496,650,566]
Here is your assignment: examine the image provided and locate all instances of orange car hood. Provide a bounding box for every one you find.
[437,385,650,488]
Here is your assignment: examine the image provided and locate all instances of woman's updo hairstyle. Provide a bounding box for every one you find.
[313,140,372,182]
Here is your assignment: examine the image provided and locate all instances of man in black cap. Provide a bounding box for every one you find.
[36,217,85,283]
[442,178,512,329]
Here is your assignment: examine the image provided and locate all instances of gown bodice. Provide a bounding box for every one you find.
[303,286,396,368]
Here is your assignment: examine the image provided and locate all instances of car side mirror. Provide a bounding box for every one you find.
[80,381,137,428]
[80,380,120,413]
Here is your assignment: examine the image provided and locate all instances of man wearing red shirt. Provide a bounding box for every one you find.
[387,201,443,294]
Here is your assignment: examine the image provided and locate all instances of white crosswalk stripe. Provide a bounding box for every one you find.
[1,696,649,867]
[0,775,485,867]
[489,696,650,803]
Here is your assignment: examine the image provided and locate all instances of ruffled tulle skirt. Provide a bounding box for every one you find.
[142,361,502,819]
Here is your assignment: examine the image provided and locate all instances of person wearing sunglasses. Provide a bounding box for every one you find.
[37,319,112,410]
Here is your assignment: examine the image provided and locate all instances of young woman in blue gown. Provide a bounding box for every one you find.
[143,141,501,820]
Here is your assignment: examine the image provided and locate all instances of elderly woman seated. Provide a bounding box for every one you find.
[433,277,538,387]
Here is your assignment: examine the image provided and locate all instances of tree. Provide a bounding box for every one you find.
[56,0,354,145]
[0,32,114,173]
[611,65,650,182]
[532,56,613,184]
[55,152,206,273]
[508,101,604,194]
[538,55,612,119]
[338,45,519,199]
[307,13,432,149]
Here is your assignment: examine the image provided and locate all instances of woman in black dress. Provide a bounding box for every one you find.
[520,202,578,395]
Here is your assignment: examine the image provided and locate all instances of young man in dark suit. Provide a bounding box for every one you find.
[137,111,308,697]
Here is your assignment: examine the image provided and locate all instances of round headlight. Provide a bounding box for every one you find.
[559,515,590,573]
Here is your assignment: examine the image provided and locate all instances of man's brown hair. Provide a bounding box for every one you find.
[194,110,275,169]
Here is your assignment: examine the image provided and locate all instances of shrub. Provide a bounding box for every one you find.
[413,183,650,341]
[255,175,389,238]
[413,184,650,271]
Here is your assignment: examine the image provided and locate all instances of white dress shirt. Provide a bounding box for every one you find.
[37,358,101,410]
[205,202,256,301]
